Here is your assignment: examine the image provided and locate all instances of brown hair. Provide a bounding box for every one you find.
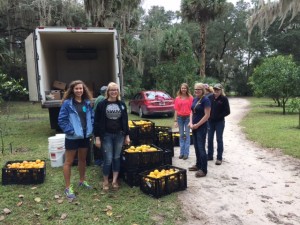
[177,83,192,97]
[62,80,92,103]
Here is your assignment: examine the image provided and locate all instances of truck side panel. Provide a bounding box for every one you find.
[25,33,39,101]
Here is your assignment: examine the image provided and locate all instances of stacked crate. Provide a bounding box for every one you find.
[128,120,156,145]
[172,132,193,147]
[121,144,164,187]
[155,126,174,161]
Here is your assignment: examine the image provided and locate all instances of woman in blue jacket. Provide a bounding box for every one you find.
[58,80,94,199]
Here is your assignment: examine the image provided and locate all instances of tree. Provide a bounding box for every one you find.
[151,27,198,96]
[247,0,300,34]
[181,0,226,77]
[250,55,300,114]
[288,98,300,128]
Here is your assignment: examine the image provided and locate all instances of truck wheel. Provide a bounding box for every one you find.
[139,107,145,118]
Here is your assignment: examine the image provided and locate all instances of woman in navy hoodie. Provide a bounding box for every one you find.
[58,80,94,199]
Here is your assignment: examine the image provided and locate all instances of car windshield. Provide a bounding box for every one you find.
[145,91,171,100]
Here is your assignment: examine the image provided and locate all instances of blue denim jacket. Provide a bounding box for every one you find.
[58,98,94,139]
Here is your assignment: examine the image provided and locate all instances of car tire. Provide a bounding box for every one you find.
[139,107,145,118]
[167,112,174,117]
[129,105,133,114]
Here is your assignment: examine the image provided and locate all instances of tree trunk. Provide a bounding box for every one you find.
[200,23,206,78]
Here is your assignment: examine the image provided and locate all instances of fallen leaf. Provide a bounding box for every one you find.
[246,209,254,214]
[106,205,113,210]
[16,202,23,207]
[61,213,67,220]
[18,195,24,198]
[94,217,99,222]
[34,197,41,203]
[115,215,122,218]
[3,208,11,214]
[0,215,5,221]
[31,187,37,190]
[54,195,60,199]
[106,210,113,217]
[57,199,63,204]
[43,208,48,211]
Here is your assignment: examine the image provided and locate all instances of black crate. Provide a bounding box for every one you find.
[122,168,144,187]
[155,126,174,156]
[139,165,187,198]
[2,160,46,185]
[129,120,156,145]
[172,132,193,147]
[163,150,173,165]
[122,145,164,170]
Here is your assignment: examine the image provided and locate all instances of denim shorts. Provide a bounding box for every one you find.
[65,138,90,150]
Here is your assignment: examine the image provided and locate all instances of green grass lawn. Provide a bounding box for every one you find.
[240,97,300,158]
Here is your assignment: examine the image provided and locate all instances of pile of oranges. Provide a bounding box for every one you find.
[125,145,158,153]
[6,160,45,170]
[147,168,177,179]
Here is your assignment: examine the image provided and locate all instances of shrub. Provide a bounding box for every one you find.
[0,74,28,101]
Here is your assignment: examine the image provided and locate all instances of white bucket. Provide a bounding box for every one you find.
[55,133,66,138]
[48,135,65,151]
[49,150,65,167]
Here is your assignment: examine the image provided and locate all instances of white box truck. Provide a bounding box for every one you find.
[25,27,123,130]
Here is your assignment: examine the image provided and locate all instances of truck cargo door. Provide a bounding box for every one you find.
[25,33,39,101]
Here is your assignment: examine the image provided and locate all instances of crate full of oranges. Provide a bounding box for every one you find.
[139,165,187,198]
[2,160,46,185]
[122,145,164,170]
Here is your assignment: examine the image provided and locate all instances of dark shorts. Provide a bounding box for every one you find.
[65,138,90,150]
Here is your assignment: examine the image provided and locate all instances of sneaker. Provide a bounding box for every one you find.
[188,165,198,171]
[183,155,188,160]
[179,155,184,159]
[64,185,76,199]
[215,160,222,165]
[195,170,206,178]
[79,181,92,189]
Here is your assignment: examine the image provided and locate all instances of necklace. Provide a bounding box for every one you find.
[193,97,203,113]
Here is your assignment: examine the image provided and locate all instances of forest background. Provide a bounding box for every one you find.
[0,0,300,101]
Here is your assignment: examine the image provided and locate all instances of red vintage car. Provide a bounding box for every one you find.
[129,90,175,118]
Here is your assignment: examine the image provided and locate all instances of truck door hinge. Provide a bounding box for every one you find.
[36,54,39,60]
[38,75,41,80]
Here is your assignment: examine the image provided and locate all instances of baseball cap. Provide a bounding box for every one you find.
[100,86,107,93]
[213,83,223,90]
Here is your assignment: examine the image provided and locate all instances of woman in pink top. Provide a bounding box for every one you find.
[174,83,193,159]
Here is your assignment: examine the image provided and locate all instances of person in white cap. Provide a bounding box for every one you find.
[207,83,230,165]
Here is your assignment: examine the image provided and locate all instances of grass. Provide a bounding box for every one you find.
[0,102,183,225]
[240,97,300,158]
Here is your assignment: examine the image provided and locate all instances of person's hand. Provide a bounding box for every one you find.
[174,121,178,128]
[124,135,130,145]
[95,137,101,148]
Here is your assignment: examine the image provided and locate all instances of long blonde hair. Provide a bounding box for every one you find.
[62,80,92,103]
[105,82,121,100]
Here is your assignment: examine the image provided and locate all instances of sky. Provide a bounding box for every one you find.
[142,0,251,13]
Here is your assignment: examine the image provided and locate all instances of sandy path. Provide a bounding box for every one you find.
[173,97,300,225]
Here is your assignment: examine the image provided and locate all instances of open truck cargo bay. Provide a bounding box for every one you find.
[25,27,123,129]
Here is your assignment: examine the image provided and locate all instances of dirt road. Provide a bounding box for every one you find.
[173,98,300,225]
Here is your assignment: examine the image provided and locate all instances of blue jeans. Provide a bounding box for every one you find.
[207,120,225,160]
[177,116,190,157]
[192,126,207,174]
[102,132,125,176]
